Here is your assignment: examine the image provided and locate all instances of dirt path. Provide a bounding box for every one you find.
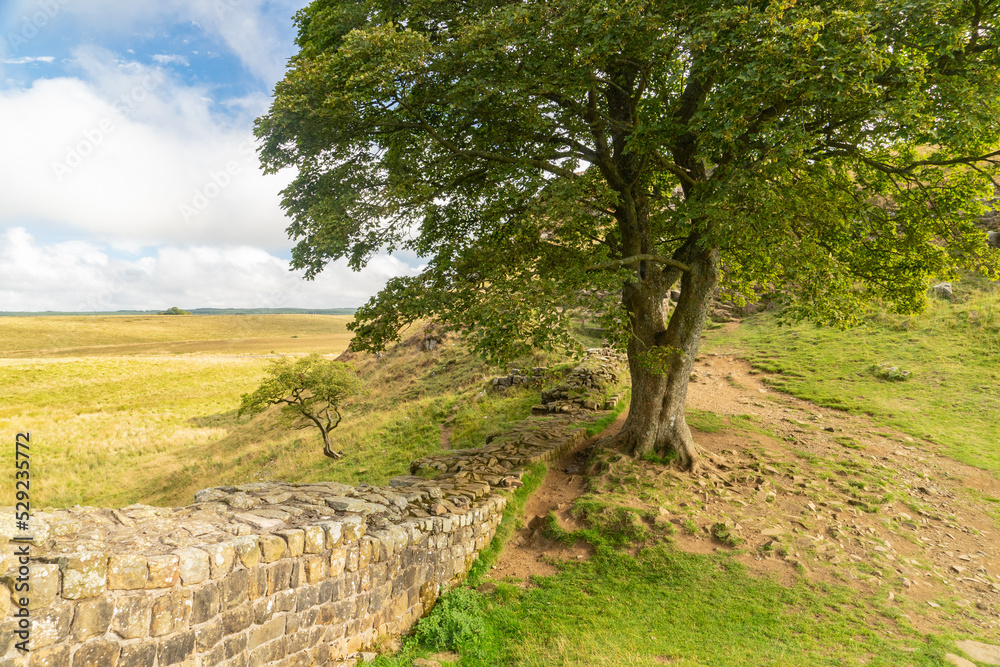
[482,352,1000,640]
[483,411,627,583]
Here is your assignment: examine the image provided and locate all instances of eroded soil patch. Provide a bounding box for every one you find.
[491,353,1000,642]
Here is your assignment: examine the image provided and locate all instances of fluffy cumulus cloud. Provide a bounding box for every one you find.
[0,0,417,312]
[0,228,420,312]
[0,47,295,249]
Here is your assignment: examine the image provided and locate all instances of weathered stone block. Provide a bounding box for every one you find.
[4,563,59,610]
[72,640,120,667]
[30,603,73,649]
[28,644,70,667]
[158,630,195,666]
[249,616,286,650]
[221,568,249,610]
[302,526,324,554]
[194,616,223,652]
[204,542,236,579]
[222,632,248,660]
[173,548,210,585]
[259,535,286,563]
[221,606,252,635]
[70,597,114,640]
[329,548,346,578]
[248,635,287,667]
[295,586,319,613]
[304,555,328,584]
[146,555,180,589]
[345,546,359,573]
[274,588,297,613]
[118,641,157,667]
[111,593,154,639]
[59,553,107,599]
[341,515,365,543]
[191,582,220,625]
[107,554,147,591]
[320,521,343,549]
[253,594,277,624]
[248,566,268,600]
[276,529,305,557]
[267,560,293,595]
[150,589,192,636]
[233,536,260,569]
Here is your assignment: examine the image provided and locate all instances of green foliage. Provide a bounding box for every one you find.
[159,306,190,315]
[413,587,487,652]
[868,363,912,382]
[710,522,743,547]
[239,354,361,457]
[259,0,1000,369]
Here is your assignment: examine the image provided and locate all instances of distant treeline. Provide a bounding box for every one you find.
[0,308,358,317]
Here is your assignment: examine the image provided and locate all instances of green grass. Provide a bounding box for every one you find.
[0,316,576,508]
[378,533,952,667]
[705,275,1000,477]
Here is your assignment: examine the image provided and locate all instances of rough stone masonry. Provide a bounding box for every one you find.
[0,350,624,667]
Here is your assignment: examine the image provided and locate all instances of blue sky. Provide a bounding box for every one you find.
[0,0,417,311]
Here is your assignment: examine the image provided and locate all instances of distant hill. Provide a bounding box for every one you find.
[0,308,358,317]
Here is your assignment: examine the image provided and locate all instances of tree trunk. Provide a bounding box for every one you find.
[608,244,721,472]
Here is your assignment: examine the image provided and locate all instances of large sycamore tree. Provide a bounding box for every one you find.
[257,0,1000,471]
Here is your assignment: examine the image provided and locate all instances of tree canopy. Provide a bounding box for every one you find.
[257,0,1000,469]
[239,354,361,459]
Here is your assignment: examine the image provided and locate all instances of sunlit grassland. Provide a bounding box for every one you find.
[0,315,560,508]
[0,314,354,357]
[703,274,1000,477]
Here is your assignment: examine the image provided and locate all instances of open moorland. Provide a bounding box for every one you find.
[2,279,999,665]
[0,314,572,509]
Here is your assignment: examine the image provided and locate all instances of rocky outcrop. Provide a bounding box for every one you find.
[489,367,549,393]
[0,356,625,667]
[531,348,625,416]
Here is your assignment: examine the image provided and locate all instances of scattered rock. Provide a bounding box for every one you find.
[955,640,1000,665]
[932,282,953,299]
[945,654,977,667]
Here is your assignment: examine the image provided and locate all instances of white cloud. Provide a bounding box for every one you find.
[2,0,307,84]
[151,54,189,67]
[3,56,55,64]
[0,228,420,312]
[0,48,296,249]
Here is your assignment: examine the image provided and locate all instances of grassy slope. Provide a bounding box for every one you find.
[378,280,1000,667]
[704,275,1000,477]
[0,315,560,508]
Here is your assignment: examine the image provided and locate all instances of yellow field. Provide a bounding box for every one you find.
[0,314,356,508]
[0,314,541,510]
[0,314,355,356]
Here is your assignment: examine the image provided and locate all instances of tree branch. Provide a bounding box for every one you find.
[588,254,691,273]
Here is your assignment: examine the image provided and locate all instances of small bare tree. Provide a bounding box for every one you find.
[239,354,361,459]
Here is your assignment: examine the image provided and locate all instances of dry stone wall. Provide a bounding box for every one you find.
[0,350,624,667]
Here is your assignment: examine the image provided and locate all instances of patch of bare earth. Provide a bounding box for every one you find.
[488,350,1000,641]
[483,413,627,585]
